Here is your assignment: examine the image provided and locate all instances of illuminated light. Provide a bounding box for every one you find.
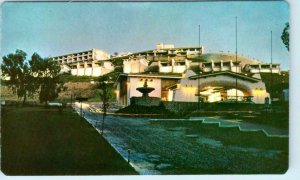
[253,89,265,95]
[114,90,119,94]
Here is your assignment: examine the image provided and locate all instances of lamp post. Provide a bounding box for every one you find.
[76,97,88,117]
[97,75,112,135]
[197,72,202,111]
[70,92,73,106]
[127,148,131,164]
[100,80,109,135]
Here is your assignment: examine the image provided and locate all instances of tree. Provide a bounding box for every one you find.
[97,75,112,134]
[281,22,289,51]
[30,53,63,105]
[1,50,38,106]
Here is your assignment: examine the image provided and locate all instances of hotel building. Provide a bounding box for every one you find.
[115,48,282,106]
[52,48,114,77]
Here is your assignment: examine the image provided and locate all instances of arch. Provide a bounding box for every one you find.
[199,80,253,97]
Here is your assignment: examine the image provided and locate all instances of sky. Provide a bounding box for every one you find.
[0,1,290,69]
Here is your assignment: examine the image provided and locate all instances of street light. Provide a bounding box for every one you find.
[76,97,88,117]
[99,80,109,135]
[127,148,131,164]
[197,71,202,111]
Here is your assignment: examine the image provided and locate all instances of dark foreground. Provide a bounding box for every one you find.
[1,106,137,175]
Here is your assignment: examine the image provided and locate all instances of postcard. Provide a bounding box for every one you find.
[0,0,290,176]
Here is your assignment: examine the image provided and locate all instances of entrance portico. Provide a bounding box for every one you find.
[171,70,270,104]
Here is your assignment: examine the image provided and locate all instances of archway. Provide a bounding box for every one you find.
[195,76,254,103]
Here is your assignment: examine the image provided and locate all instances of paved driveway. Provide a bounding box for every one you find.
[73,103,288,175]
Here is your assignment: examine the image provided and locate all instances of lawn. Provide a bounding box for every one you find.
[150,120,288,174]
[1,106,137,175]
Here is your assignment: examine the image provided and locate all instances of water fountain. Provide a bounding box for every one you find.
[131,79,160,107]
[136,79,155,97]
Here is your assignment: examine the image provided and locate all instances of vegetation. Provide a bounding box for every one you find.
[281,22,289,51]
[1,50,39,106]
[1,106,137,175]
[59,74,96,83]
[152,120,288,151]
[30,53,63,105]
[260,72,289,99]
[97,75,113,134]
[150,120,288,174]
[1,50,63,106]
[109,57,126,66]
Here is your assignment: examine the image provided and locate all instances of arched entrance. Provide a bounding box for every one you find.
[199,87,249,103]
[190,72,257,103]
[174,71,269,104]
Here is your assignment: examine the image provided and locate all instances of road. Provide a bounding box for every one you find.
[73,102,288,175]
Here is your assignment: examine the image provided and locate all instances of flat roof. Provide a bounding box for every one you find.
[107,46,203,60]
[114,73,182,87]
[119,73,182,79]
[51,48,106,58]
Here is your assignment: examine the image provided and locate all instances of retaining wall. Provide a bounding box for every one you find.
[130,97,161,107]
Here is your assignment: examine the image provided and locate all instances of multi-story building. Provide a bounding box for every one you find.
[115,51,283,106]
[52,48,114,77]
[109,43,204,62]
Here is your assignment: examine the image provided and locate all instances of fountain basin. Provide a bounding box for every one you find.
[136,87,155,97]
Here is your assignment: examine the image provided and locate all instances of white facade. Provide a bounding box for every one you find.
[244,64,280,74]
[116,74,181,106]
[156,43,175,50]
[201,60,242,73]
[52,48,113,76]
[123,58,149,74]
[127,77,162,104]
[171,70,270,104]
[159,59,191,73]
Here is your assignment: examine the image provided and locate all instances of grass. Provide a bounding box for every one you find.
[150,120,288,174]
[151,120,288,151]
[1,106,137,175]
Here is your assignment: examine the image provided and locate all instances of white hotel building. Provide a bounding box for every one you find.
[52,48,114,77]
[115,47,282,106]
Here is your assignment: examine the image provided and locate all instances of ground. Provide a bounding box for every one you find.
[79,103,288,175]
[1,106,137,175]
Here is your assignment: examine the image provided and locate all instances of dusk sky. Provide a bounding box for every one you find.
[1,1,290,69]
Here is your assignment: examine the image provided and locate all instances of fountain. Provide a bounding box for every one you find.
[136,79,155,97]
[131,79,160,107]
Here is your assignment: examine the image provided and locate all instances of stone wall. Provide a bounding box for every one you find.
[162,101,258,113]
[130,98,259,112]
[162,101,198,113]
[130,96,161,107]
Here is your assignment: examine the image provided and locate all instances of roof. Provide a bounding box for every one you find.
[114,73,182,87]
[249,63,280,66]
[108,46,203,60]
[160,46,203,50]
[118,73,182,79]
[201,60,241,64]
[51,48,106,58]
[189,71,261,82]
[188,53,261,64]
